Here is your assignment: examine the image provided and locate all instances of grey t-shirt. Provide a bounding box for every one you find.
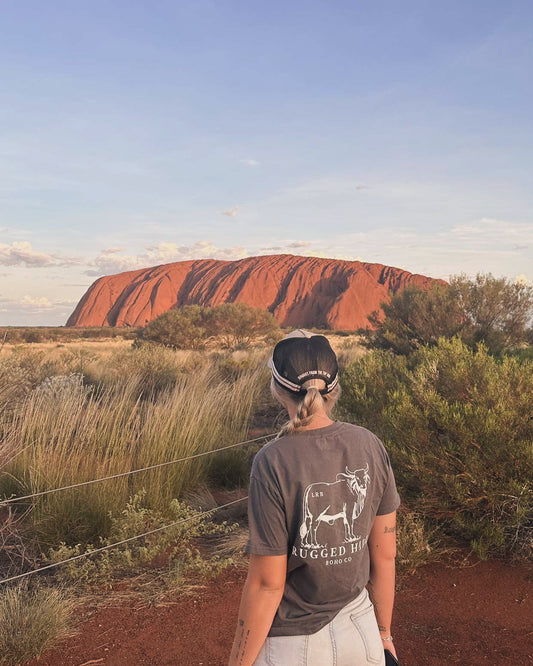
[245,421,400,637]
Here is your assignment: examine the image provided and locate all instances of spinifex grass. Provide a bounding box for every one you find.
[1,359,265,547]
[0,583,76,665]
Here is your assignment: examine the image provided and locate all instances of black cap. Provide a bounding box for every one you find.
[270,331,339,395]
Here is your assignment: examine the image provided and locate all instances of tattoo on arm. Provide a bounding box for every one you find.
[238,629,250,664]
[379,625,387,631]
[233,619,250,665]
[384,525,396,533]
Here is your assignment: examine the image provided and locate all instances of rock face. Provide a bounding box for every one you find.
[67,254,444,330]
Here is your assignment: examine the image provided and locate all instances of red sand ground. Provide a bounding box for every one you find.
[30,558,532,666]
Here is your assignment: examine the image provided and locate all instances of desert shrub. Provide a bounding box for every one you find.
[339,337,533,559]
[395,510,442,575]
[208,303,280,349]
[136,306,210,350]
[0,326,137,345]
[135,303,281,350]
[364,284,463,354]
[22,329,43,343]
[47,491,236,588]
[0,350,66,416]
[364,274,533,356]
[450,274,533,353]
[0,583,75,664]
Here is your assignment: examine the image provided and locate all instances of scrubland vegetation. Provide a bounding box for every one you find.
[0,278,531,662]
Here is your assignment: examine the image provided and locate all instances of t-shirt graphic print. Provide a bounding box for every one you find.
[300,464,370,548]
[246,422,400,636]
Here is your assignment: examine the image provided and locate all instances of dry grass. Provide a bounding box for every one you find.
[0,345,266,546]
[0,583,76,665]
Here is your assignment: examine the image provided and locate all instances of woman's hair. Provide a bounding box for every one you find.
[271,377,341,438]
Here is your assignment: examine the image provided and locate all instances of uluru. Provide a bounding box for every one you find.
[67,254,444,330]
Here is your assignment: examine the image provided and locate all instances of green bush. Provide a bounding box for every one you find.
[364,274,533,356]
[135,303,281,350]
[210,303,280,349]
[340,337,533,559]
[47,491,236,588]
[135,305,209,350]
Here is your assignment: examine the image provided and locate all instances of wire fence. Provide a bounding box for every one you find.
[0,430,274,585]
[0,432,274,506]
[0,496,248,586]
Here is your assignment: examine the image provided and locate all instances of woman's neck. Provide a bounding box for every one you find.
[299,413,334,431]
[286,405,334,431]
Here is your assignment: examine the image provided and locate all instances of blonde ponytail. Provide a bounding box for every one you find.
[271,378,340,439]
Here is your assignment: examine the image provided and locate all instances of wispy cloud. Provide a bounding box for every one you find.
[449,218,533,245]
[259,240,316,254]
[287,241,312,248]
[319,218,533,280]
[240,159,260,167]
[85,241,249,277]
[0,241,57,267]
[0,294,78,313]
[222,206,240,217]
[19,295,54,309]
[0,241,80,268]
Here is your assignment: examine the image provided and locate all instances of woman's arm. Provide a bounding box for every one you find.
[367,510,398,659]
[228,553,287,666]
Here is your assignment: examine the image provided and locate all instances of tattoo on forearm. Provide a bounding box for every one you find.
[384,525,396,533]
[238,629,250,664]
[379,624,387,632]
[233,619,250,665]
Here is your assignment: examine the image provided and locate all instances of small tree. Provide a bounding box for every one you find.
[364,274,533,355]
[135,306,209,350]
[135,303,281,350]
[449,274,533,354]
[208,303,280,349]
[364,284,463,354]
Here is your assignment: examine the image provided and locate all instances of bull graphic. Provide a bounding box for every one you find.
[299,464,370,548]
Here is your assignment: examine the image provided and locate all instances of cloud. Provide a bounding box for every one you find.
[0,241,57,267]
[258,240,317,255]
[240,159,260,167]
[19,295,54,309]
[0,241,80,267]
[287,241,312,248]
[0,294,78,312]
[449,218,533,244]
[222,206,240,217]
[85,241,249,277]
[317,218,533,280]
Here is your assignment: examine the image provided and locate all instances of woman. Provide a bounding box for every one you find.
[229,331,400,666]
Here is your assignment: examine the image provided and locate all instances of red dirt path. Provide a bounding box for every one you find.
[30,559,532,666]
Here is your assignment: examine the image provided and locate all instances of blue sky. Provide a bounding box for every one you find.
[1,0,532,325]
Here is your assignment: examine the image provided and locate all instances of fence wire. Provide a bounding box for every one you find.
[0,433,273,506]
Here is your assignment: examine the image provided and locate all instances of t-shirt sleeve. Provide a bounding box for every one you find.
[376,452,401,516]
[245,475,288,556]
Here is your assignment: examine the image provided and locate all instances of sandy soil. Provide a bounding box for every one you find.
[29,558,532,666]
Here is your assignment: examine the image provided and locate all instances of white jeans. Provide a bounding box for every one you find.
[253,588,385,666]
